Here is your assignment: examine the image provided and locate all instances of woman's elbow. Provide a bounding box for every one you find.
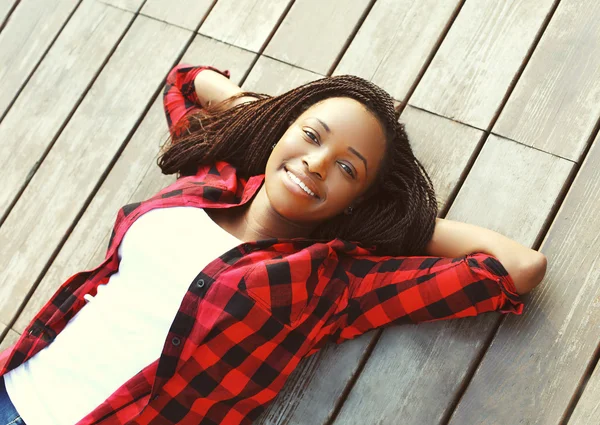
[513,253,548,295]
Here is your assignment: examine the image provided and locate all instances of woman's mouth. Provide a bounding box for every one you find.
[283,167,321,200]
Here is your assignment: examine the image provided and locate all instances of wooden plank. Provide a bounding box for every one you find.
[100,0,142,13]
[0,325,19,352]
[263,0,371,75]
[331,135,572,425]
[199,0,290,52]
[333,0,460,101]
[0,0,79,117]
[0,0,133,222]
[398,106,483,206]
[0,16,190,326]
[141,0,213,31]
[493,0,600,163]
[449,140,599,424]
[569,276,600,425]
[244,56,322,95]
[410,0,556,129]
[13,34,256,333]
[0,0,17,27]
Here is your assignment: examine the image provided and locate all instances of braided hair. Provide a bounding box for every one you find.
[157,75,439,257]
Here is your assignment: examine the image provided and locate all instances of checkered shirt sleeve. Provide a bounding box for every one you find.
[333,252,524,343]
[163,63,231,137]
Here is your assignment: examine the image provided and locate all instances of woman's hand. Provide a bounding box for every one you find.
[424,218,547,295]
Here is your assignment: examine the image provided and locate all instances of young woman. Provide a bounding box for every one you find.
[0,63,546,425]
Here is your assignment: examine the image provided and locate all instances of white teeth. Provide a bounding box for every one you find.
[287,171,316,197]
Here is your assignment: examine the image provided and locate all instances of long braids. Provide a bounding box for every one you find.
[157,75,439,256]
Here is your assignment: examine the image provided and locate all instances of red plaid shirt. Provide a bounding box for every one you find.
[0,64,525,425]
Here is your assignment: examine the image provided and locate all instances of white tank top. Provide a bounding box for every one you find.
[4,207,241,425]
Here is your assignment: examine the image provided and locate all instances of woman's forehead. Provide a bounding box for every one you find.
[298,97,387,180]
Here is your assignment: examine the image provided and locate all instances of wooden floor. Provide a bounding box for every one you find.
[1,0,599,423]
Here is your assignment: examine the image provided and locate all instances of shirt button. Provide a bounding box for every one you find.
[196,279,205,288]
[172,337,181,346]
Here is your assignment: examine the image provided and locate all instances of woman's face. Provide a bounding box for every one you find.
[264,96,387,223]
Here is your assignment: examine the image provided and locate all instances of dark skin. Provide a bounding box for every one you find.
[206,97,387,242]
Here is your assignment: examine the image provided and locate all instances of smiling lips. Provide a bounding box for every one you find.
[284,167,321,199]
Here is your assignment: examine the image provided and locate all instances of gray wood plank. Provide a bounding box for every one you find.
[493,0,600,163]
[244,56,323,95]
[12,34,256,333]
[0,325,19,352]
[399,106,483,207]
[449,139,599,424]
[410,0,555,129]
[569,276,600,425]
[99,0,142,13]
[332,134,572,424]
[333,0,460,101]
[0,0,17,27]
[0,0,79,117]
[141,0,213,31]
[0,16,190,326]
[263,0,371,75]
[0,0,133,222]
[199,0,290,52]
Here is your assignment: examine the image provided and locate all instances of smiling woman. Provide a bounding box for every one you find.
[158,64,438,257]
[0,63,535,425]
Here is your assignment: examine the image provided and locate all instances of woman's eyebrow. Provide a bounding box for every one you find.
[348,147,368,174]
[312,117,331,133]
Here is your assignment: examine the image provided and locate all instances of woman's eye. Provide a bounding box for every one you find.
[340,163,354,177]
[304,130,319,144]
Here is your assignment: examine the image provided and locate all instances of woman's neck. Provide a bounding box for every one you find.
[206,185,316,242]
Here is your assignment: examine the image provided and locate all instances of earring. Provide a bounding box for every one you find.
[271,143,277,150]
[344,206,354,215]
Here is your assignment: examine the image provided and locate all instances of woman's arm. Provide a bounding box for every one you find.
[424,218,547,295]
[163,64,258,136]
[194,69,258,109]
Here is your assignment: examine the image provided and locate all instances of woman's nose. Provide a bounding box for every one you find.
[303,156,327,180]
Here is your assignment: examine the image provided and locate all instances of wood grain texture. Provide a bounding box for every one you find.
[333,0,460,100]
[99,0,142,12]
[0,326,19,352]
[0,0,79,117]
[0,16,190,327]
[264,0,370,74]
[410,0,555,129]
[0,0,133,222]
[570,371,600,424]
[243,56,323,95]
[331,135,572,424]
[493,0,600,163]
[200,0,291,52]
[12,35,255,334]
[141,0,213,31]
[568,241,600,424]
[449,140,599,425]
[400,106,483,208]
[0,0,17,26]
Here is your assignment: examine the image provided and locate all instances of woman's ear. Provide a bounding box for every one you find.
[353,195,365,207]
